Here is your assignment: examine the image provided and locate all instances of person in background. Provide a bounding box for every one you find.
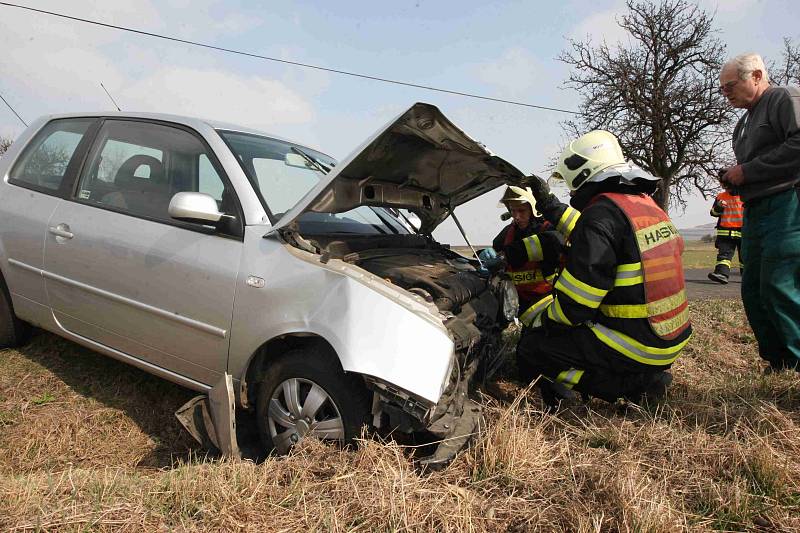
[517,130,691,407]
[718,52,800,372]
[485,186,563,326]
[707,190,743,284]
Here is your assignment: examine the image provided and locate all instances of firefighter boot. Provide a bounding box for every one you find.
[539,379,580,411]
[707,271,729,284]
[624,371,673,403]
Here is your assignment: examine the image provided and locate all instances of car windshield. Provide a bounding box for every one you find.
[218,130,411,235]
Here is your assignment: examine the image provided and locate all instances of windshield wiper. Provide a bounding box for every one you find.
[291,146,332,174]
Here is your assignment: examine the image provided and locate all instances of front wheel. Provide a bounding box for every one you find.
[255,346,370,454]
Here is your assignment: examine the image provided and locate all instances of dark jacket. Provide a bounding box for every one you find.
[733,85,800,202]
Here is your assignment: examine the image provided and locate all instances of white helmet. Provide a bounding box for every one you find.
[552,130,626,191]
[497,185,540,217]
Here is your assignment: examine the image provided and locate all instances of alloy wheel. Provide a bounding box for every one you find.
[267,377,345,453]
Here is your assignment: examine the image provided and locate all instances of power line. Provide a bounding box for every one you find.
[0,1,581,116]
[0,90,27,127]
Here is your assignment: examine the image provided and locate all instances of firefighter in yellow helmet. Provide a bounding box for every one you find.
[514,130,692,407]
[489,186,564,325]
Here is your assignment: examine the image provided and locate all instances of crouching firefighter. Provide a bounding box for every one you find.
[516,130,692,407]
[708,190,744,284]
[490,186,565,326]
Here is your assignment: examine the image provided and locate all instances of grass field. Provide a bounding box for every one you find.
[1,299,798,531]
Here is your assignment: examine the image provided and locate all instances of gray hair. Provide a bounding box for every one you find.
[725,53,770,83]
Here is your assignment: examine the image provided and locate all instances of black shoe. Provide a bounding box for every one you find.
[707,272,729,284]
[539,379,580,411]
[625,371,672,403]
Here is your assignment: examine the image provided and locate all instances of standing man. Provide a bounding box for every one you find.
[718,53,800,372]
[516,130,691,407]
[707,190,743,284]
[490,186,563,325]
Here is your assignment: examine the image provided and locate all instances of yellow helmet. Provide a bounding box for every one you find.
[498,186,540,216]
[552,130,626,191]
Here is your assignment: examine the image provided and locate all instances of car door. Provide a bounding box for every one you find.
[0,118,98,327]
[43,118,244,387]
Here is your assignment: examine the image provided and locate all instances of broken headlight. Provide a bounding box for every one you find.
[501,278,519,321]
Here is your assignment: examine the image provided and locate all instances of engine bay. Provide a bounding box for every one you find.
[288,232,504,353]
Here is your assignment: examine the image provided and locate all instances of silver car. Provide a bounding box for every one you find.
[0,103,522,464]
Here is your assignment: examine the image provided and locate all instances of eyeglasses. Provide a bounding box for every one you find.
[717,79,740,94]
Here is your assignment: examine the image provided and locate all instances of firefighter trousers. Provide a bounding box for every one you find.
[713,236,741,277]
[516,324,670,403]
[741,187,800,368]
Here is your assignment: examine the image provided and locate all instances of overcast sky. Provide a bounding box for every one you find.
[1,0,798,244]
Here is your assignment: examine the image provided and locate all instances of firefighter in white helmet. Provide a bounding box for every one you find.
[514,130,692,407]
[487,186,564,325]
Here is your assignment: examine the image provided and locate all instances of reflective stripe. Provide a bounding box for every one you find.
[547,296,573,325]
[635,220,680,252]
[600,290,687,318]
[716,259,732,267]
[523,235,544,261]
[651,306,691,337]
[717,229,742,238]
[590,322,690,365]
[520,295,554,326]
[614,262,644,287]
[557,206,580,238]
[555,269,607,308]
[556,368,584,389]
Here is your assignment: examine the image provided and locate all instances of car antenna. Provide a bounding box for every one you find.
[100,82,122,111]
[448,205,483,268]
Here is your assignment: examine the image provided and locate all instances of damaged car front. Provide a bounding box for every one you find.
[188,103,526,465]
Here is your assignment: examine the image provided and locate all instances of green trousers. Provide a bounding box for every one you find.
[741,187,800,367]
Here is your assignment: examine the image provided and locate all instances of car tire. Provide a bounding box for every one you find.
[255,345,371,454]
[0,275,30,348]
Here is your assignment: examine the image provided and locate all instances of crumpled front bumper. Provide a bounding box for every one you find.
[369,354,485,470]
[176,354,488,468]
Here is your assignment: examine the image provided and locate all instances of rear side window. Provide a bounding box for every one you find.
[76,120,234,223]
[9,118,94,193]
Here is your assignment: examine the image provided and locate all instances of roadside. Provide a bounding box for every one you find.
[685,268,741,300]
[2,299,798,531]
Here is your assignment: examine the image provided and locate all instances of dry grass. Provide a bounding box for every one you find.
[2,300,800,532]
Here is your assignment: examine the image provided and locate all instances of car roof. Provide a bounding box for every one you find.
[39,111,325,154]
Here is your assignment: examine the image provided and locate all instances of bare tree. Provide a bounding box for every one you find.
[772,37,800,86]
[559,0,737,212]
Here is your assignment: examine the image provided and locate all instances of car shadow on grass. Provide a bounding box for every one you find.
[13,328,205,469]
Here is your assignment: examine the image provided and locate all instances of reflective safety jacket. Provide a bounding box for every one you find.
[540,191,692,367]
[710,191,743,239]
[492,222,558,320]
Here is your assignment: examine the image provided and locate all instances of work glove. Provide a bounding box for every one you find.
[476,247,503,277]
[520,173,551,204]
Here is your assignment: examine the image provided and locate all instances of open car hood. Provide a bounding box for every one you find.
[270,102,525,234]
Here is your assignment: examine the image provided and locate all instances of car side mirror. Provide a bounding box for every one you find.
[168,192,224,224]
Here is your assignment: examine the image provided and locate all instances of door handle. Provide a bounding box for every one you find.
[48,224,74,240]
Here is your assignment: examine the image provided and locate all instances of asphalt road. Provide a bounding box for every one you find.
[684,268,741,300]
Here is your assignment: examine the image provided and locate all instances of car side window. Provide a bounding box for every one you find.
[9,118,94,193]
[76,120,233,224]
